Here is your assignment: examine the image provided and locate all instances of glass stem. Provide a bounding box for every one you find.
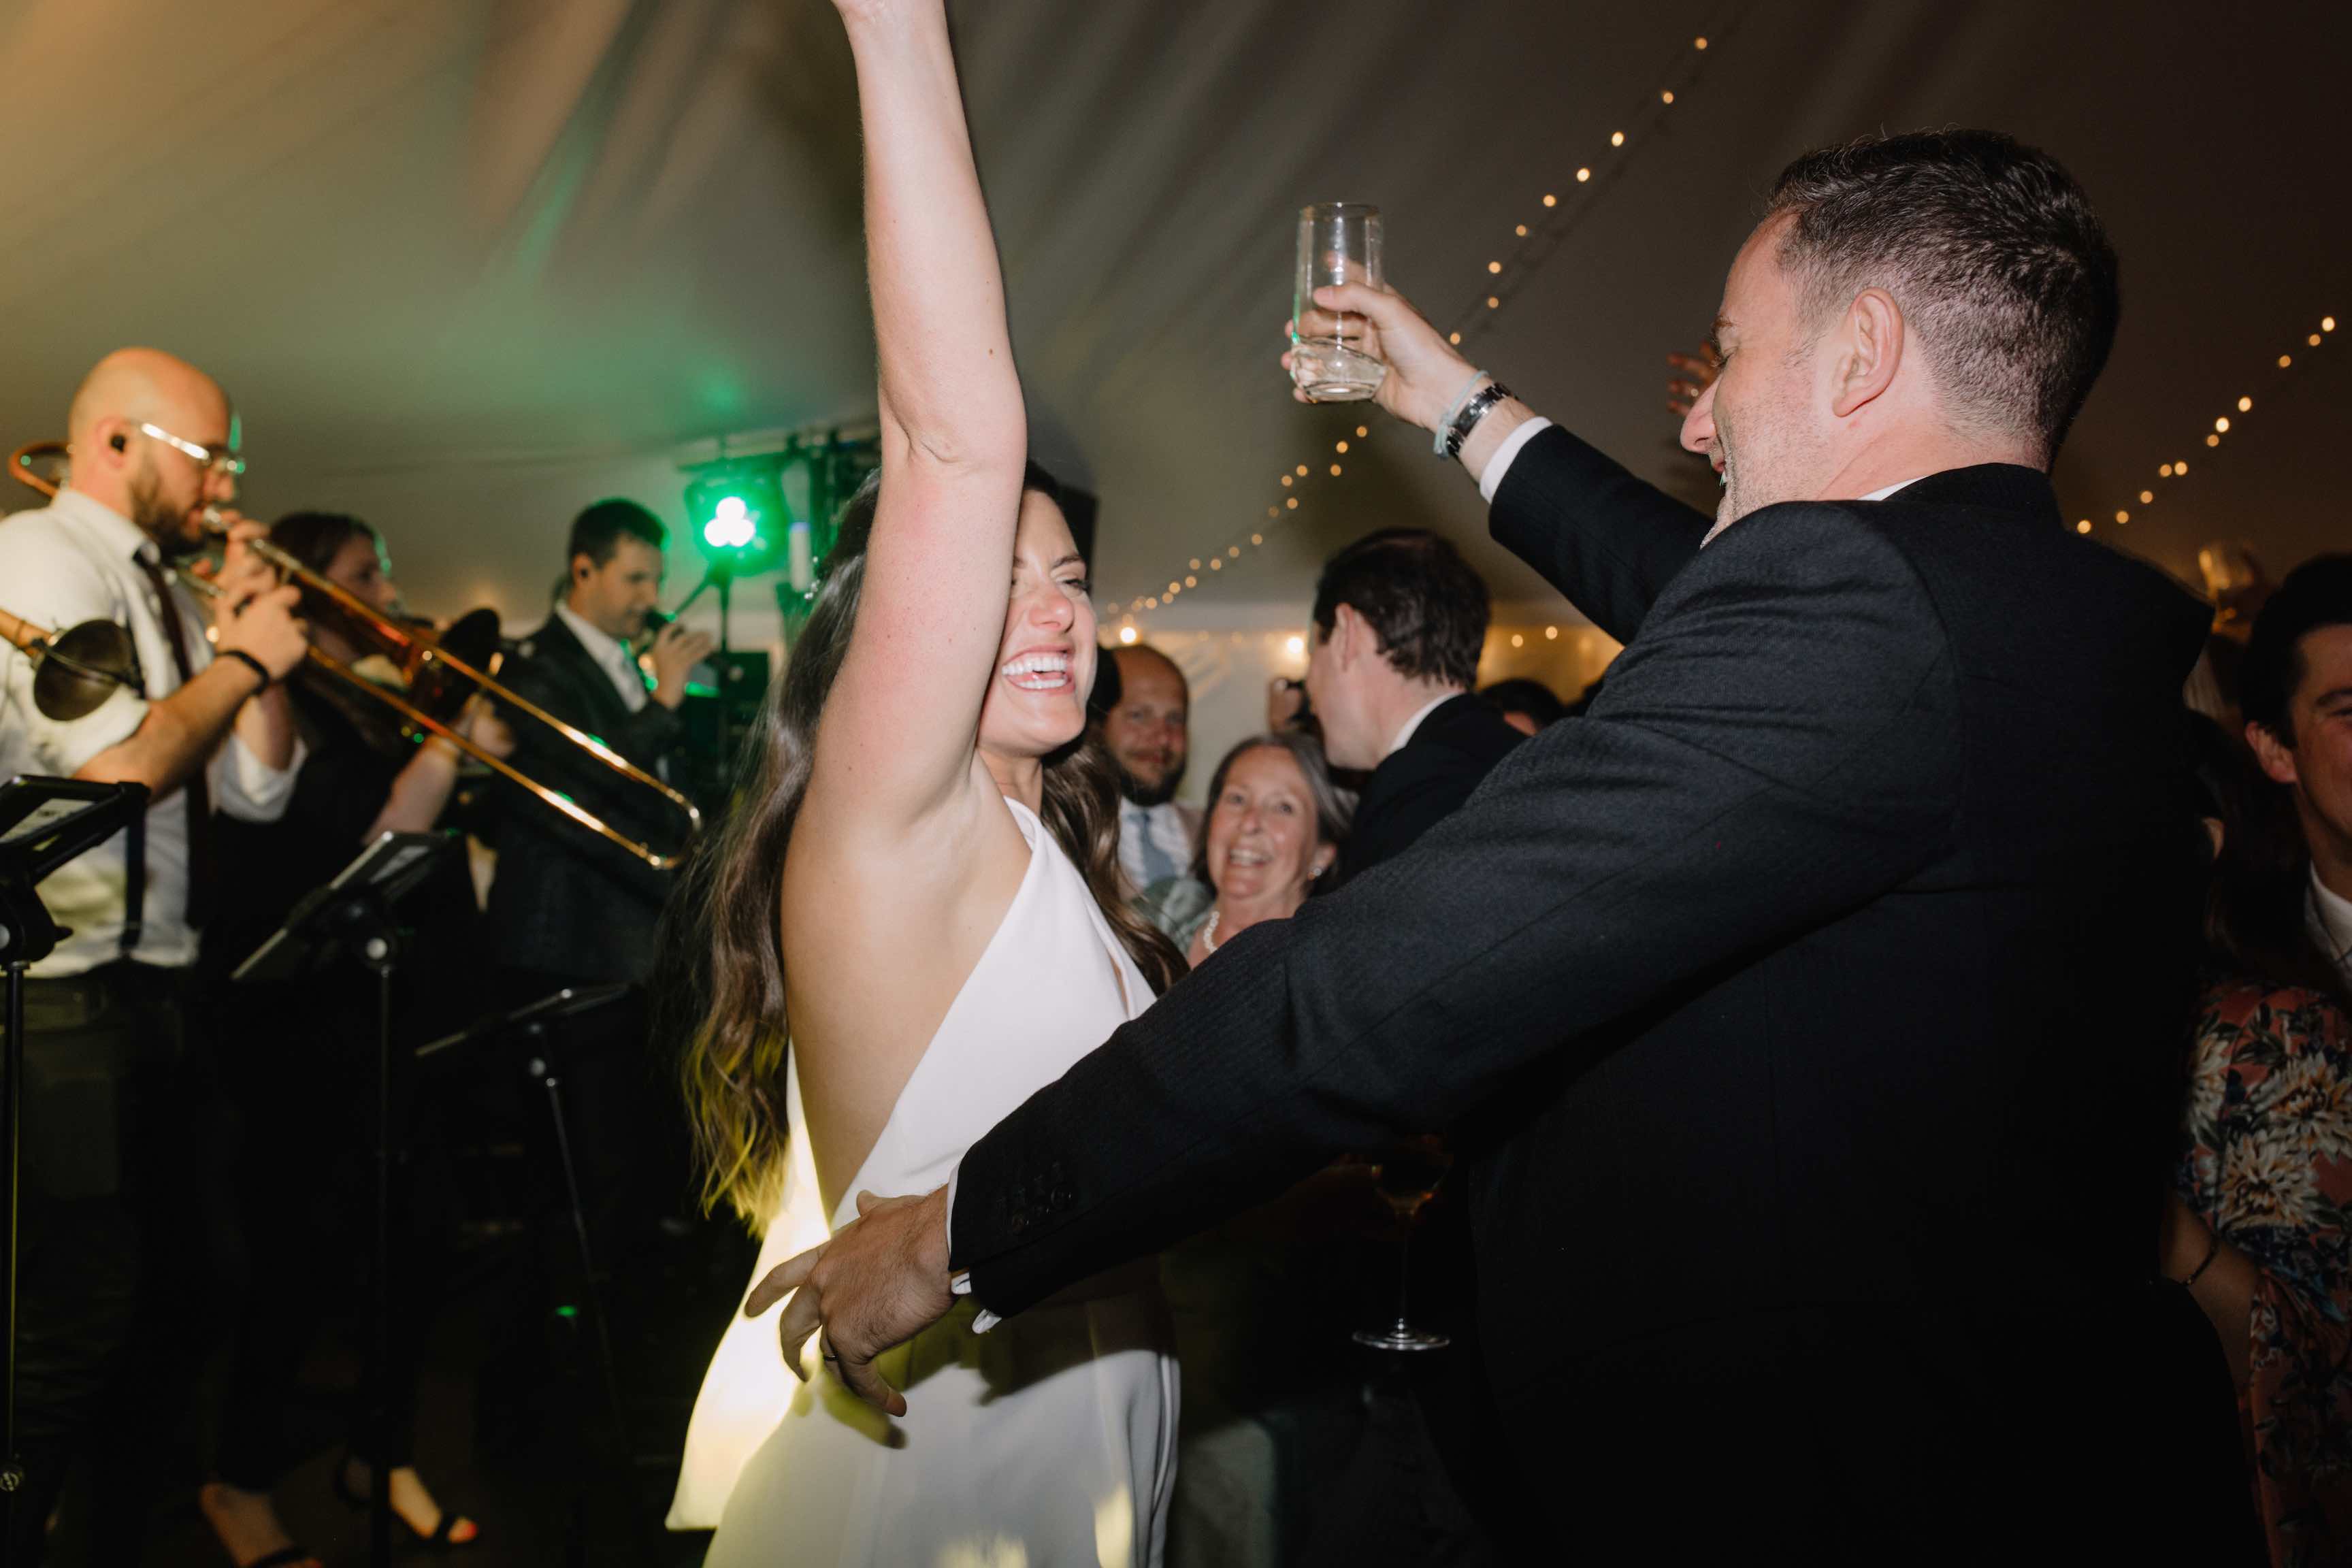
[1393,1222,1416,1327]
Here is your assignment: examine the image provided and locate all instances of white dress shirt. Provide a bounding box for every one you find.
[555,600,651,713]
[2312,870,2352,994]
[0,488,301,975]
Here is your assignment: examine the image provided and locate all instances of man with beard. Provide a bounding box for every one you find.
[0,347,309,1563]
[1098,641,1200,896]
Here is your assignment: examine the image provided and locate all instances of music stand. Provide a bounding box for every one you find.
[235,830,454,1568]
[419,983,632,1426]
[0,777,149,1522]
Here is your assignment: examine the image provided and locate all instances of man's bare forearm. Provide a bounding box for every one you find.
[232,679,297,770]
[74,658,265,797]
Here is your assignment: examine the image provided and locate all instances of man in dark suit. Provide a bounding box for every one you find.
[488,497,712,990]
[478,500,713,1434]
[1301,528,1524,885]
[760,131,2252,1558]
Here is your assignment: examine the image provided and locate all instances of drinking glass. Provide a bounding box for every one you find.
[1292,202,1386,402]
[1352,1134,1453,1352]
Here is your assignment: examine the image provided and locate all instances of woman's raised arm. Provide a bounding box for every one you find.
[810,0,1029,832]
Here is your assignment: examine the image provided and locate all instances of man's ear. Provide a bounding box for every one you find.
[1333,604,1369,668]
[1828,287,1905,421]
[2246,719,2300,787]
[570,552,594,584]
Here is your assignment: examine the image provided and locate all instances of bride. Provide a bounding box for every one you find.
[665,0,1183,1561]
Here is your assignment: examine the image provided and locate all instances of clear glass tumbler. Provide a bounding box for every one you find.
[1292,202,1386,402]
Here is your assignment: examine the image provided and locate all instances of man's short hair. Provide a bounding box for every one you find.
[2240,554,2352,742]
[1764,129,2119,459]
[1311,528,1489,689]
[568,498,667,568]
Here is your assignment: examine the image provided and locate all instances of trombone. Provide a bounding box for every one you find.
[7,438,703,870]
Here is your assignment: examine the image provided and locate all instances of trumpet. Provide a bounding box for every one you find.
[7,439,702,870]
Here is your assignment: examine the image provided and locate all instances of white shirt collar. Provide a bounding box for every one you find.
[554,599,649,710]
[52,485,161,564]
[2313,868,2352,970]
[1699,475,1927,549]
[555,599,630,672]
[1385,691,1460,760]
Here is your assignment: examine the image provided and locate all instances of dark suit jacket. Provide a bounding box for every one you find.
[1336,692,1524,885]
[948,429,2236,1543]
[486,614,688,983]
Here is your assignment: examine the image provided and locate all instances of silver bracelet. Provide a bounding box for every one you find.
[1431,370,1490,457]
[1443,381,1515,461]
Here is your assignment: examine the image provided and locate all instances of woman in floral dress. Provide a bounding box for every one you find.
[2174,722,2352,1566]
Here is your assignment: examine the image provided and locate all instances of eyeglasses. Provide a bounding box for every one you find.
[137,421,246,478]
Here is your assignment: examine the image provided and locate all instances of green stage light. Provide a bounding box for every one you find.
[685,463,789,575]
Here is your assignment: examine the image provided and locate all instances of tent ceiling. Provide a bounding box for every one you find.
[3,0,2345,622]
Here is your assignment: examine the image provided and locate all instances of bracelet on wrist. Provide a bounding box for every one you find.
[2181,1224,2223,1289]
[217,648,272,691]
[1443,381,1516,461]
[1431,369,1491,457]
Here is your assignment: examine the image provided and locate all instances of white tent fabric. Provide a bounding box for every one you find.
[5,0,2345,666]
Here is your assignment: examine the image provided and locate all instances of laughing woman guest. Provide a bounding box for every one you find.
[1139,732,1352,964]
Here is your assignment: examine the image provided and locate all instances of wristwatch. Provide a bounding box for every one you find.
[1443,381,1515,461]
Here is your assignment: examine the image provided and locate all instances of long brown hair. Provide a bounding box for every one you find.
[664,466,1183,1228]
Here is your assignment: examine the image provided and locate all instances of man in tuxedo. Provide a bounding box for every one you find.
[1301,528,1524,884]
[488,497,712,990]
[758,131,2251,1556]
[478,500,713,1433]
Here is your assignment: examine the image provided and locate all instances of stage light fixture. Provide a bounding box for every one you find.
[683,461,792,578]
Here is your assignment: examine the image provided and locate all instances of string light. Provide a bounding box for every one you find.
[1119,625,1138,644]
[2080,312,2331,537]
[1545,625,1558,639]
[1124,23,1734,622]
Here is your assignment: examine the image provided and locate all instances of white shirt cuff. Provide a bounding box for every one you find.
[214,730,306,821]
[943,1166,998,1332]
[1476,416,1554,503]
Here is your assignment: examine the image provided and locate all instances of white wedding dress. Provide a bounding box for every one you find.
[671,796,1179,1566]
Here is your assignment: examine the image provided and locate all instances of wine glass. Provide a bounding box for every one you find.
[1292,203,1387,401]
[1352,1134,1453,1352]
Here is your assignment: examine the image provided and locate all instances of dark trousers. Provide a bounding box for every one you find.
[1478,1288,2262,1564]
[5,961,219,1567]
[210,991,426,1490]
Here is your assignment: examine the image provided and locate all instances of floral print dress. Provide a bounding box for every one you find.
[2179,980,2352,1567]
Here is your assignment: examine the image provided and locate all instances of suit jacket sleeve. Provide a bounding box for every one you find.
[951,505,1961,1314]
[496,649,683,907]
[1488,425,1713,644]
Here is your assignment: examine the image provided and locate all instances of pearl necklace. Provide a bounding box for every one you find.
[1200,909,1222,953]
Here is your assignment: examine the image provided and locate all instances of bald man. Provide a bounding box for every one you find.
[0,348,309,1562]
[1098,642,1200,895]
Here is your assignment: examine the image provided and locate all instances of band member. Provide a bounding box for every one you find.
[0,348,308,1565]
[487,497,712,992]
[474,499,714,1437]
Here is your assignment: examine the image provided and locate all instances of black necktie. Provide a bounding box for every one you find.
[133,551,216,928]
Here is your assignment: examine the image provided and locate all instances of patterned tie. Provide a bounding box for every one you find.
[133,551,216,928]
[1129,801,1179,889]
